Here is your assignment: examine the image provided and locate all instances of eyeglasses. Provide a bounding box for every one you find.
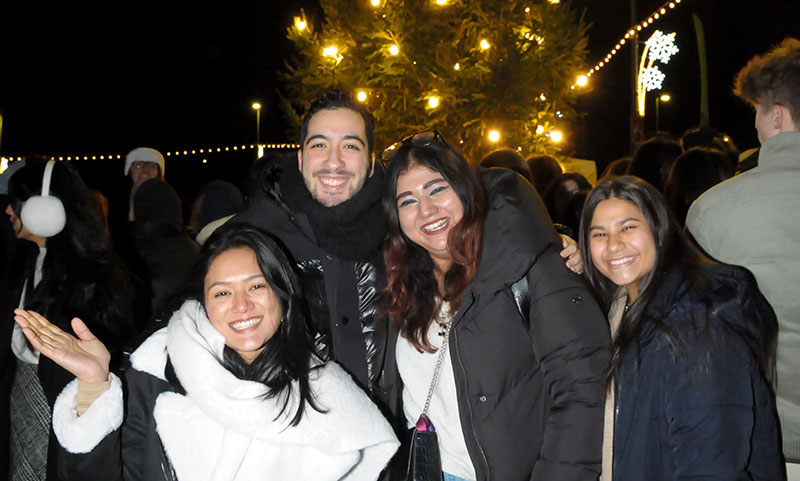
[131,161,158,170]
[380,130,444,164]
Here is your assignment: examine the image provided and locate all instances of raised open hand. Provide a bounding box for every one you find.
[14,309,110,383]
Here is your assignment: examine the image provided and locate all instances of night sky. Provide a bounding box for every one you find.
[1,0,799,193]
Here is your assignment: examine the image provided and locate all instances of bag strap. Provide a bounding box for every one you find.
[421,302,453,417]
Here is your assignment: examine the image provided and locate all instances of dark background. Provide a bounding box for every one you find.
[1,0,798,196]
[571,0,800,172]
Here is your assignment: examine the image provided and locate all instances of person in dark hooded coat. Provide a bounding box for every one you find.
[133,178,200,316]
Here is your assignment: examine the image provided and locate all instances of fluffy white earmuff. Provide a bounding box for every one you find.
[20,160,66,237]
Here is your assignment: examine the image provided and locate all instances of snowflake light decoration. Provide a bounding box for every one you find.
[640,66,665,91]
[637,30,679,117]
[646,30,679,64]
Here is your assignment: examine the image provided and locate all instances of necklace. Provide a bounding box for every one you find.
[434,301,453,337]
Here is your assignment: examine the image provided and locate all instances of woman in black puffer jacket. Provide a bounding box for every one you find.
[380,131,610,481]
[579,175,784,480]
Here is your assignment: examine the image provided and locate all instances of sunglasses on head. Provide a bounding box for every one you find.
[380,130,445,164]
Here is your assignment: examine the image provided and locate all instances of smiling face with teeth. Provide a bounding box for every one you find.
[204,247,283,364]
[297,108,376,207]
[395,162,464,272]
[588,197,656,302]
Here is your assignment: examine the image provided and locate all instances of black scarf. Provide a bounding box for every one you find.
[279,156,387,261]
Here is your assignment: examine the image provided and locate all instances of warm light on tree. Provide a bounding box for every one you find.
[576,75,588,87]
[282,0,589,158]
[294,17,307,31]
[488,130,501,142]
[357,90,368,102]
[323,45,339,58]
[550,130,563,142]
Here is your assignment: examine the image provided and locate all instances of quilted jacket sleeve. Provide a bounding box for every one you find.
[526,245,611,481]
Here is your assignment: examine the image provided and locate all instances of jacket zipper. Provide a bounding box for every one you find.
[453,294,491,480]
[612,377,621,479]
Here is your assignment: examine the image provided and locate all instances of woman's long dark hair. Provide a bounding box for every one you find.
[8,158,134,346]
[382,138,486,353]
[579,176,776,386]
[181,224,323,426]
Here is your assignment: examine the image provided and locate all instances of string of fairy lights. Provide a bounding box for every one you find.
[0,0,688,165]
[0,143,299,172]
[574,0,687,88]
[298,0,689,143]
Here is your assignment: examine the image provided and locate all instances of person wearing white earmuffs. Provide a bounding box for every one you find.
[1,157,135,481]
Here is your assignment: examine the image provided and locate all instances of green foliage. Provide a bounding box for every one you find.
[282,0,589,163]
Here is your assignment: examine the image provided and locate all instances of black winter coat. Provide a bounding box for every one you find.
[612,263,784,480]
[132,178,200,315]
[381,170,611,481]
[232,158,386,391]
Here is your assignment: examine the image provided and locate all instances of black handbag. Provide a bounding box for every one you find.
[405,304,453,481]
[406,415,442,481]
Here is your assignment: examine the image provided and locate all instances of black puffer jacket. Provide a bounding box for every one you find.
[232,156,386,391]
[381,170,611,481]
[612,264,784,480]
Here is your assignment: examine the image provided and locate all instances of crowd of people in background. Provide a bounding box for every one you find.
[0,36,797,481]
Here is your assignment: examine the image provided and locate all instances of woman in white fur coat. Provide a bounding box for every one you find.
[13,224,399,481]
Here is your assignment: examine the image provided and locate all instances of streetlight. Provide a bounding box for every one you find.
[655,93,670,132]
[251,102,262,146]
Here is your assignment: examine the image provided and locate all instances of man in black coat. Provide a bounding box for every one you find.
[233,90,386,392]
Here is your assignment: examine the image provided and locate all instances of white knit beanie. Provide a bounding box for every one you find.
[124,147,165,176]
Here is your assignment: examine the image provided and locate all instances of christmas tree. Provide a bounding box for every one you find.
[282,0,589,162]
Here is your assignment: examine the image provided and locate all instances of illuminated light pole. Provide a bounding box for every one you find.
[637,30,679,117]
[252,102,262,155]
[655,94,670,132]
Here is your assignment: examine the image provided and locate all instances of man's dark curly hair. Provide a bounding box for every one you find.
[299,90,376,153]
[734,37,800,123]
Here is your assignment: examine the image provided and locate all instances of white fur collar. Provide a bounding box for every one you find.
[134,300,398,481]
